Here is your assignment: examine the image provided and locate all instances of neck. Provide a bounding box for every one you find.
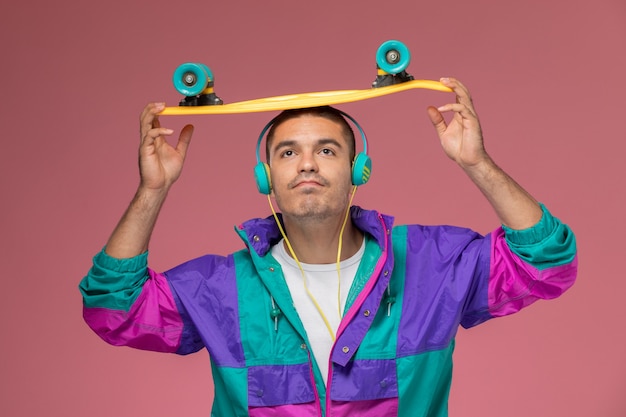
[281,208,363,264]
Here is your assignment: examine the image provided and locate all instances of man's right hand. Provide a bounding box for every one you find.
[103,104,194,259]
[139,103,194,192]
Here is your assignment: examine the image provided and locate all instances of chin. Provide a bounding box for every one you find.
[289,200,348,221]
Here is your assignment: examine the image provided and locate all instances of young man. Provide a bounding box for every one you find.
[80,78,577,417]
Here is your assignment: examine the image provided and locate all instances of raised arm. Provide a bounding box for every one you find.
[79,104,198,354]
[105,103,194,258]
[426,77,542,230]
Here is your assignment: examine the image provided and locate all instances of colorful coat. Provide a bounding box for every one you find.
[80,205,577,416]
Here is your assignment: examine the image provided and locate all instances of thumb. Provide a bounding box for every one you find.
[176,124,194,158]
[426,106,447,137]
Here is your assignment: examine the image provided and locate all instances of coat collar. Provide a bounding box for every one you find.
[236,206,394,257]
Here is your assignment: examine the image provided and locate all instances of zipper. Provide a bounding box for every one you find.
[325,214,390,415]
[306,348,324,416]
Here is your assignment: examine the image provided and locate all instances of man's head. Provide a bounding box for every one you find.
[260,106,362,222]
[254,106,371,195]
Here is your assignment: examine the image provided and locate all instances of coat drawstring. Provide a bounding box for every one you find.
[270,296,282,331]
[384,285,395,317]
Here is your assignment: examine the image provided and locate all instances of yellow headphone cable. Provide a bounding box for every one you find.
[267,185,358,342]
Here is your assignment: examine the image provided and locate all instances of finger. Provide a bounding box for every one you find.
[426,106,447,137]
[437,102,476,121]
[140,103,166,138]
[139,102,163,126]
[440,78,474,110]
[141,126,174,149]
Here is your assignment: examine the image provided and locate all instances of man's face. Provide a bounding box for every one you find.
[268,115,354,222]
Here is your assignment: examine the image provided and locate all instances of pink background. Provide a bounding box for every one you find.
[1,1,624,416]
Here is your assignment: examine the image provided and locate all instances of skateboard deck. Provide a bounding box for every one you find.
[159,79,452,115]
[160,40,452,116]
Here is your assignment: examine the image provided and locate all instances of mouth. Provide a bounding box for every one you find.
[294,180,322,188]
[289,176,327,189]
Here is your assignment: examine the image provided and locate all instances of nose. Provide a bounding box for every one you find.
[298,152,318,173]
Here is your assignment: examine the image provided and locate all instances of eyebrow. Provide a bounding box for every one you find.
[272,138,344,154]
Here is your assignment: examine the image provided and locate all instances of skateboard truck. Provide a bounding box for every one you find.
[371,40,414,88]
[178,80,223,106]
[371,69,414,88]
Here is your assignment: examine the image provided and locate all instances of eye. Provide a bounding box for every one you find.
[281,150,294,158]
[320,148,335,155]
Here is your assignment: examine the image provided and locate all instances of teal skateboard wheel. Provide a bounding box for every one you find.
[376,40,411,75]
[173,63,213,96]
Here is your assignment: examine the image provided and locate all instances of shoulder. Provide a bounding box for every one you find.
[165,252,238,282]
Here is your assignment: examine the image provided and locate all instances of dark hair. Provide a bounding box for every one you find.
[265,106,356,163]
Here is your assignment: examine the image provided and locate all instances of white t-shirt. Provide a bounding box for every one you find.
[271,238,365,385]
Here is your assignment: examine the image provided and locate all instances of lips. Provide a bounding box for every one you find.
[295,180,322,188]
[289,175,327,189]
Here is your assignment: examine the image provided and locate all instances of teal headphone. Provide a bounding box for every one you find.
[254,109,372,195]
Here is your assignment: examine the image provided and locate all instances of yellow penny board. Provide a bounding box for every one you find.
[159,80,452,115]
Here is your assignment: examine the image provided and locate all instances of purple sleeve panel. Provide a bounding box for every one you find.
[82,268,184,353]
[488,227,578,317]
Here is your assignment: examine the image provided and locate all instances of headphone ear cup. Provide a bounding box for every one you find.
[254,162,272,194]
[352,152,372,186]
